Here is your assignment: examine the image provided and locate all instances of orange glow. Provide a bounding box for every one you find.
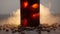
[32,3,39,9]
[32,13,39,19]
[22,18,28,27]
[23,2,28,8]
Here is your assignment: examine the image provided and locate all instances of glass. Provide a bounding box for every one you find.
[20,0,40,27]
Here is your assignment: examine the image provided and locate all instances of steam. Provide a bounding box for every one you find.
[0,9,20,26]
[7,9,20,25]
[40,4,57,25]
[0,4,60,26]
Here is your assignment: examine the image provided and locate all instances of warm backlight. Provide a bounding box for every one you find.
[31,13,39,19]
[23,1,28,8]
[32,3,39,9]
[22,18,28,27]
